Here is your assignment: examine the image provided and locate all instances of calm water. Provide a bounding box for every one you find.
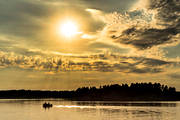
[0,99,179,120]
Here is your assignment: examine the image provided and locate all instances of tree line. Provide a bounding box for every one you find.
[0,82,179,101]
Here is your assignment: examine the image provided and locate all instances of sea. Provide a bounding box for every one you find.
[0,99,179,120]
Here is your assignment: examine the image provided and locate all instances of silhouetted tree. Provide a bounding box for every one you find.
[0,82,179,101]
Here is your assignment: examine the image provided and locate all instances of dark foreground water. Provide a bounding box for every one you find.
[0,99,179,120]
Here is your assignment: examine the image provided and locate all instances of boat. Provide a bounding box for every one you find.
[43,102,53,108]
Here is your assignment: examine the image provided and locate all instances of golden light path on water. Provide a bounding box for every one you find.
[55,105,128,109]
[55,105,94,109]
[54,101,178,109]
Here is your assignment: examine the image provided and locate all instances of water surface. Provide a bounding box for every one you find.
[0,99,179,120]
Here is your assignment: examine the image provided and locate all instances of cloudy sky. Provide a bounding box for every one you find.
[0,0,180,90]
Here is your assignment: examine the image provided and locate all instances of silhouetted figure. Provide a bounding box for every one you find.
[43,102,53,109]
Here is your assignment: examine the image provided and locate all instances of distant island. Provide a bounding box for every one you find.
[0,83,180,101]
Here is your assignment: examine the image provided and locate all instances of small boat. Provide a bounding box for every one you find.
[43,102,53,108]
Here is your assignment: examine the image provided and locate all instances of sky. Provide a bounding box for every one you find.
[0,0,180,90]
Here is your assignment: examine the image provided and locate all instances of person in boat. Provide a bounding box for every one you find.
[43,102,53,108]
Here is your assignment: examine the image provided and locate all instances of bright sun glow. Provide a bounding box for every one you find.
[59,21,81,38]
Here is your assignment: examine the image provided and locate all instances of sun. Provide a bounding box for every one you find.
[59,20,81,38]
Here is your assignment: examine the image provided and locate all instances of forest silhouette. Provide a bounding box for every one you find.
[0,83,179,101]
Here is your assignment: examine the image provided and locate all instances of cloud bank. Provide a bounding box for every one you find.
[0,51,177,74]
[105,0,180,50]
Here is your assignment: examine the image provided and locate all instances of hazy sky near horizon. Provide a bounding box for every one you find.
[0,0,180,90]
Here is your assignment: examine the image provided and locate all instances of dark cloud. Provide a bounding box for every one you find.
[89,42,130,54]
[120,56,172,66]
[113,56,172,73]
[130,67,163,74]
[81,0,138,12]
[148,0,180,21]
[0,0,105,51]
[168,73,180,79]
[0,0,50,38]
[163,44,180,58]
[141,58,172,66]
[114,27,178,50]
[110,0,180,49]
[0,38,45,56]
[38,0,138,13]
